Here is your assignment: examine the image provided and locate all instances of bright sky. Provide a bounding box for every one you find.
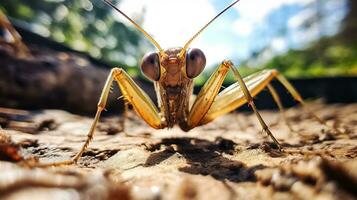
[114,0,347,67]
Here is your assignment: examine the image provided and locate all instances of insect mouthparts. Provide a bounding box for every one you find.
[168,57,178,64]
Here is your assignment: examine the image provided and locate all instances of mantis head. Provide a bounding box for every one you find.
[103,0,240,82]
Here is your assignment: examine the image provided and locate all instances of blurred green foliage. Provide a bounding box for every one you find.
[201,37,357,84]
[262,38,357,78]
[0,0,145,68]
[242,0,357,79]
[202,0,357,84]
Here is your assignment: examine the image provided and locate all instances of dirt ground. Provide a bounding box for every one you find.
[0,102,356,200]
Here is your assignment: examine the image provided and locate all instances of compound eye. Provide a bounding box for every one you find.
[186,48,206,78]
[141,52,160,81]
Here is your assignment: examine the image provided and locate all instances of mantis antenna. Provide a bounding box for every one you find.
[178,0,241,58]
[103,0,165,54]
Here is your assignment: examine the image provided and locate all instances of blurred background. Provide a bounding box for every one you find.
[0,0,356,114]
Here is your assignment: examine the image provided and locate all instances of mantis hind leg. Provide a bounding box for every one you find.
[275,74,343,135]
[37,68,165,167]
[230,66,282,149]
[201,69,342,141]
[266,83,294,132]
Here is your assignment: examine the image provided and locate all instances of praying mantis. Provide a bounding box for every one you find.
[41,0,340,166]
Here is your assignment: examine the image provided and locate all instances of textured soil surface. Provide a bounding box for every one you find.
[0,102,356,200]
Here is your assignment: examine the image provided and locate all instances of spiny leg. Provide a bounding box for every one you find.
[202,70,280,124]
[199,69,341,140]
[200,69,291,149]
[36,69,116,167]
[266,83,294,132]
[116,94,130,135]
[185,61,281,149]
[229,65,281,149]
[121,100,130,136]
[185,60,232,130]
[38,68,164,167]
[275,74,343,135]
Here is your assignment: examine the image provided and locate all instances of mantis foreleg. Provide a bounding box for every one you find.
[185,60,282,149]
[38,68,165,166]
